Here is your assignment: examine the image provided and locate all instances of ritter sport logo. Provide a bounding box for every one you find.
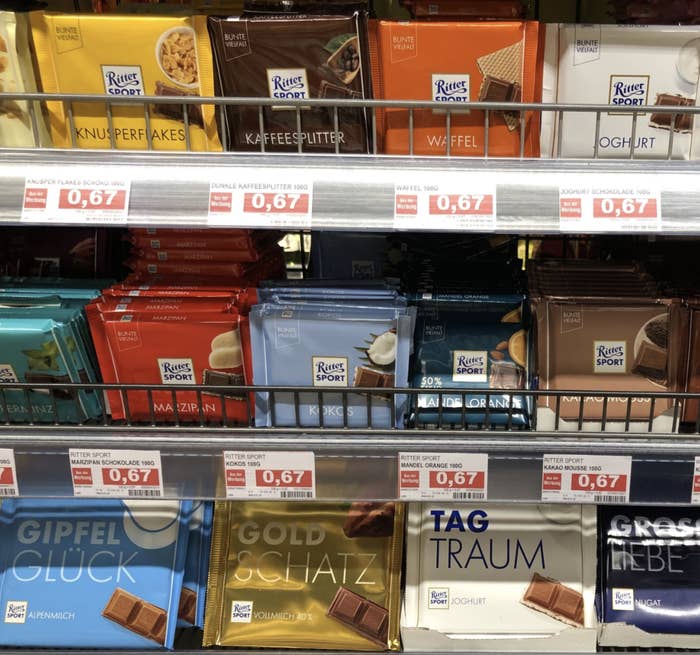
[608,75,649,107]
[452,351,487,383]
[432,74,470,104]
[158,358,196,385]
[101,65,145,96]
[312,356,348,387]
[266,68,309,100]
[593,341,626,374]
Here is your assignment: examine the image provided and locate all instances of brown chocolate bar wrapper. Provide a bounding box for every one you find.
[202,14,371,153]
[203,501,404,650]
[102,588,167,645]
[521,573,584,628]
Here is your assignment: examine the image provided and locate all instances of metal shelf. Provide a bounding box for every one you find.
[2,149,699,233]
[1,93,700,233]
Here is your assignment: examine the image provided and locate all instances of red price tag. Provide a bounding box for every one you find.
[101,466,160,487]
[243,192,310,214]
[58,188,127,212]
[592,197,658,220]
[429,194,494,216]
[429,470,485,489]
[0,466,14,486]
[255,469,313,488]
[570,473,627,493]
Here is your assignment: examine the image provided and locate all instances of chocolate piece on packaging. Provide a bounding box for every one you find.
[327,586,389,647]
[319,79,362,99]
[354,366,394,388]
[489,360,523,389]
[343,501,395,538]
[631,340,667,383]
[153,81,204,127]
[521,573,584,628]
[649,94,693,133]
[202,368,245,400]
[178,587,197,625]
[479,75,521,103]
[102,588,167,645]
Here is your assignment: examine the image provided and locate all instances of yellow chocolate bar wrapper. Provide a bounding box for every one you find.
[0,11,51,147]
[203,501,404,651]
[30,11,221,151]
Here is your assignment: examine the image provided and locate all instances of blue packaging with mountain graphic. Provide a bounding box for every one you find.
[179,501,213,628]
[0,498,190,648]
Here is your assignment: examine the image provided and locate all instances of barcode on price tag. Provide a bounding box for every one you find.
[691,456,700,504]
[559,177,661,232]
[209,174,312,228]
[393,172,496,231]
[398,452,488,501]
[22,171,130,225]
[224,451,315,499]
[541,454,631,503]
[69,449,163,498]
[0,448,18,497]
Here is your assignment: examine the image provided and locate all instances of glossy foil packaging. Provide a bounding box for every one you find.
[197,13,372,153]
[203,501,404,650]
[368,20,543,156]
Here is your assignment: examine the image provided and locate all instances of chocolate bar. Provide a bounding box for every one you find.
[520,572,584,628]
[327,586,389,647]
[318,79,361,99]
[478,75,521,103]
[631,340,667,383]
[202,368,245,400]
[152,82,203,128]
[178,587,197,625]
[489,360,523,390]
[102,588,167,645]
[343,501,395,538]
[649,94,694,133]
[353,366,394,388]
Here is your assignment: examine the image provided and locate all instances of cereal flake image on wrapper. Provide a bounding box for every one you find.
[29,13,221,151]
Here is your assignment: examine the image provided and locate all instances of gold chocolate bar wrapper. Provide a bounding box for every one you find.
[203,501,404,651]
[30,12,221,151]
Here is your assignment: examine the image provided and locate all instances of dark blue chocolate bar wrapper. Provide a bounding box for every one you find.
[598,506,700,634]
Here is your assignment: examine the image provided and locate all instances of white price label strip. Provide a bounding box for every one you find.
[394,174,496,231]
[559,177,661,232]
[224,451,316,499]
[209,174,312,228]
[399,453,488,501]
[22,172,130,224]
[541,454,631,503]
[692,456,700,504]
[0,448,18,497]
[69,449,163,498]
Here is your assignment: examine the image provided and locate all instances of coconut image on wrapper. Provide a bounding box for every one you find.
[353,330,396,397]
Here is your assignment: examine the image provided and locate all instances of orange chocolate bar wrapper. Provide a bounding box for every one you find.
[368,20,543,157]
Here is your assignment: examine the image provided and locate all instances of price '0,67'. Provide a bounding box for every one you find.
[429,194,493,216]
[593,197,658,220]
[571,473,626,493]
[58,188,126,211]
[244,192,309,214]
[101,467,157,486]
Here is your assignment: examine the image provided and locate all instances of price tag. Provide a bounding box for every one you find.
[691,456,700,504]
[209,173,312,228]
[22,171,130,224]
[559,179,660,232]
[224,451,315,499]
[398,453,488,500]
[69,449,163,498]
[0,448,18,497]
[541,454,631,503]
[393,172,496,231]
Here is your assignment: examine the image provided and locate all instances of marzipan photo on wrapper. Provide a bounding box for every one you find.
[30,13,221,151]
